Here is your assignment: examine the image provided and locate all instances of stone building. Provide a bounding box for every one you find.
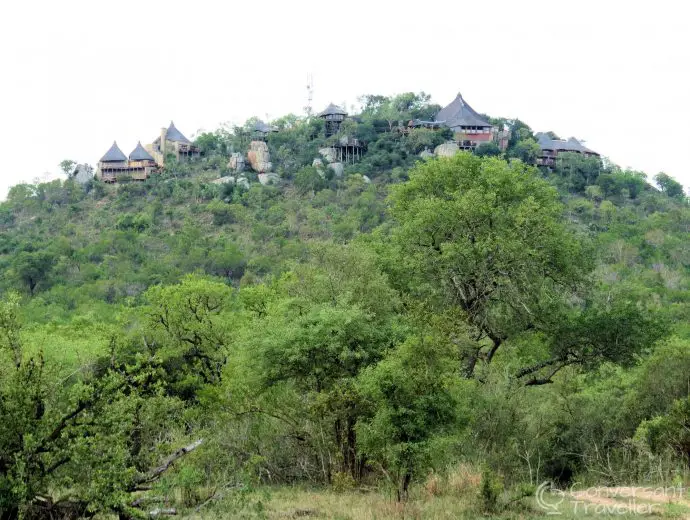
[146,121,200,166]
[535,133,600,167]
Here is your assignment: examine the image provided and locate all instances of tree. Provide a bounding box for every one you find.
[294,166,325,195]
[654,172,685,199]
[12,250,55,295]
[0,293,204,519]
[143,275,234,395]
[474,142,501,158]
[59,159,76,177]
[508,138,540,165]
[553,152,603,193]
[389,154,664,383]
[246,245,402,479]
[194,132,224,155]
[357,335,460,500]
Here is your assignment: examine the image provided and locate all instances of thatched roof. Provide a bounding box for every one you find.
[165,121,191,143]
[254,120,277,134]
[536,133,599,155]
[435,93,492,129]
[318,103,347,117]
[129,141,155,161]
[100,141,127,162]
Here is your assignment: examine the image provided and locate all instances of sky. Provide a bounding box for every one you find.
[0,0,689,198]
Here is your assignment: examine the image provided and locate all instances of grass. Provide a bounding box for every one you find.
[172,466,690,520]
[181,485,690,519]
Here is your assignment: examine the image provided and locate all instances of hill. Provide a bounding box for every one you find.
[0,94,688,519]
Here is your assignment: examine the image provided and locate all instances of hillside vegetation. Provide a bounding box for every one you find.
[0,93,689,519]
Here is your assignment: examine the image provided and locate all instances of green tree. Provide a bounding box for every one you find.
[59,159,76,177]
[389,154,663,383]
[508,138,540,165]
[294,166,325,195]
[0,293,203,519]
[357,335,460,499]
[143,275,234,395]
[474,142,501,157]
[654,172,685,199]
[245,245,402,479]
[553,152,603,193]
[12,250,55,295]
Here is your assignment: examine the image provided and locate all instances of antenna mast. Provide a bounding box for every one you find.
[305,73,314,118]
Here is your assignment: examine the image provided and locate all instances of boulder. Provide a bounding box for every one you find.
[247,141,273,173]
[313,158,326,178]
[72,163,94,185]
[258,172,280,186]
[434,142,460,158]
[212,176,236,185]
[236,177,250,190]
[328,162,344,178]
[419,148,434,159]
[227,152,245,172]
[318,147,337,164]
[362,175,371,184]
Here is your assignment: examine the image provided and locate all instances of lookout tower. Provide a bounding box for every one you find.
[318,103,348,137]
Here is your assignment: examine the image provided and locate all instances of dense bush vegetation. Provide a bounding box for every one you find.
[0,94,688,518]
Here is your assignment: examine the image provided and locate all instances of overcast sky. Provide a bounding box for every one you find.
[1,0,688,198]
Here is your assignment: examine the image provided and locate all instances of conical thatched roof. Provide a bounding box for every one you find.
[435,93,492,128]
[100,141,127,162]
[317,103,347,117]
[165,121,191,143]
[129,141,155,161]
[254,120,277,133]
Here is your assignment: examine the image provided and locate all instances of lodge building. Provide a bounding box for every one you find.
[96,122,200,183]
[408,93,510,151]
[535,133,600,167]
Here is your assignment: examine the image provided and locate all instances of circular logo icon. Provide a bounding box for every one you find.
[536,481,565,515]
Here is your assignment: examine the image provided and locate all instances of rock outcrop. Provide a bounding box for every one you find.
[328,162,344,178]
[227,152,245,172]
[247,141,273,173]
[434,142,460,158]
[212,176,236,185]
[258,172,280,186]
[318,147,337,164]
[72,164,94,185]
[419,148,434,160]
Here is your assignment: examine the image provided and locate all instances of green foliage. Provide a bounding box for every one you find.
[552,151,604,193]
[0,97,688,515]
[293,166,325,194]
[473,142,501,157]
[479,467,503,513]
[635,396,690,461]
[654,172,685,199]
[357,335,460,498]
[116,212,151,232]
[507,138,540,165]
[12,249,55,295]
[59,159,77,177]
[596,169,647,199]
